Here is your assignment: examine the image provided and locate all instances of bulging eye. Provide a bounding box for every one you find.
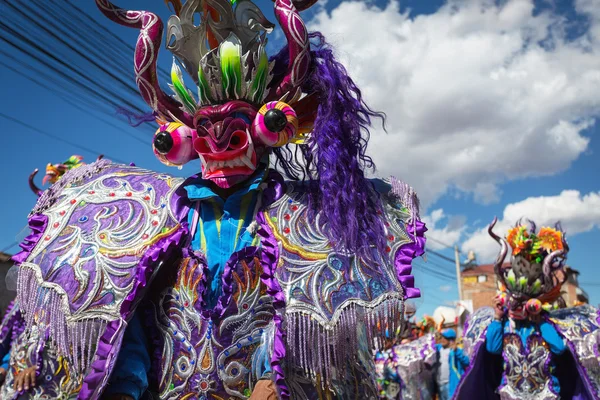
[153,131,174,154]
[252,101,298,147]
[264,109,288,133]
[152,123,198,167]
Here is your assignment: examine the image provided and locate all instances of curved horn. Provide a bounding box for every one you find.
[542,249,565,286]
[95,0,192,126]
[96,154,104,161]
[488,217,509,279]
[269,0,312,99]
[29,169,43,197]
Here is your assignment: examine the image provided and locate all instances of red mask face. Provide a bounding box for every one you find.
[193,101,262,189]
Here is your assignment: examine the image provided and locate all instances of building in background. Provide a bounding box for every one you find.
[0,252,15,314]
[460,263,508,311]
[561,266,589,307]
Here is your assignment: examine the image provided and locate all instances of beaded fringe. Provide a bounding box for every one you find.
[17,266,106,376]
[286,296,404,386]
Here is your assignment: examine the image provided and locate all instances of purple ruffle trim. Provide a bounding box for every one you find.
[255,170,289,398]
[394,219,427,300]
[256,211,289,400]
[12,214,48,265]
[212,246,259,320]
[78,225,189,400]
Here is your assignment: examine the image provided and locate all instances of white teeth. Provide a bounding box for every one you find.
[246,140,254,159]
[199,155,208,170]
[240,155,256,170]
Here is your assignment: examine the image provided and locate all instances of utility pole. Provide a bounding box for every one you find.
[455,245,463,301]
[455,245,464,336]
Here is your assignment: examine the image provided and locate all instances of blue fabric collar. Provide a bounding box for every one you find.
[184,165,267,202]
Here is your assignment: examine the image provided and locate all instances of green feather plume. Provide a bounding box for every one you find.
[249,43,269,103]
[197,64,213,105]
[531,279,542,295]
[170,60,197,114]
[219,33,243,99]
[506,269,516,289]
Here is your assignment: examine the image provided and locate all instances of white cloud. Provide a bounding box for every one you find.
[421,209,465,250]
[309,0,600,206]
[461,190,600,262]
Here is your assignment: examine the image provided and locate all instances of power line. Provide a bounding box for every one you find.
[426,249,457,265]
[413,261,456,282]
[0,112,128,164]
[427,235,462,253]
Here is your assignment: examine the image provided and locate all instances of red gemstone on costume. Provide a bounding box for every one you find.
[242,303,249,310]
[152,221,158,226]
[109,193,115,197]
[284,214,291,220]
[184,302,189,307]
[53,223,59,228]
[89,191,95,195]
[151,210,158,215]
[59,211,65,216]
[388,235,395,241]
[142,234,149,240]
[44,236,50,241]
[126,192,132,197]
[290,205,299,211]
[99,234,106,239]
[283,227,290,234]
[385,246,392,253]
[70,199,77,204]
[144,196,151,201]
[199,381,209,390]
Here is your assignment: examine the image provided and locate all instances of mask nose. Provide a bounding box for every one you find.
[194,118,249,154]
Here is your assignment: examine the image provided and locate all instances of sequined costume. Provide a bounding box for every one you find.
[455,219,600,400]
[8,0,426,399]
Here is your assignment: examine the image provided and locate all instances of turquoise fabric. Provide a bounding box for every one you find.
[1,351,9,371]
[184,169,265,308]
[485,319,566,394]
[436,344,469,397]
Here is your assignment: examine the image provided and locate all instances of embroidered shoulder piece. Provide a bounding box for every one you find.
[259,177,426,381]
[462,306,495,359]
[13,160,186,399]
[548,305,600,396]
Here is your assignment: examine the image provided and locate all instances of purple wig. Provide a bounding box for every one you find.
[272,32,388,259]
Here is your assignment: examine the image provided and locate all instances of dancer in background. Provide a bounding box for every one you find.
[455,219,600,399]
[434,329,468,400]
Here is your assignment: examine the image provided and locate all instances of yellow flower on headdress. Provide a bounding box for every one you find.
[537,227,563,253]
[506,225,529,256]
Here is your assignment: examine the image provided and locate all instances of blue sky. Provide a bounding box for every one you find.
[1,0,598,318]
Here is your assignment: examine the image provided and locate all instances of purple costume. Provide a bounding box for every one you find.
[7,0,427,398]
